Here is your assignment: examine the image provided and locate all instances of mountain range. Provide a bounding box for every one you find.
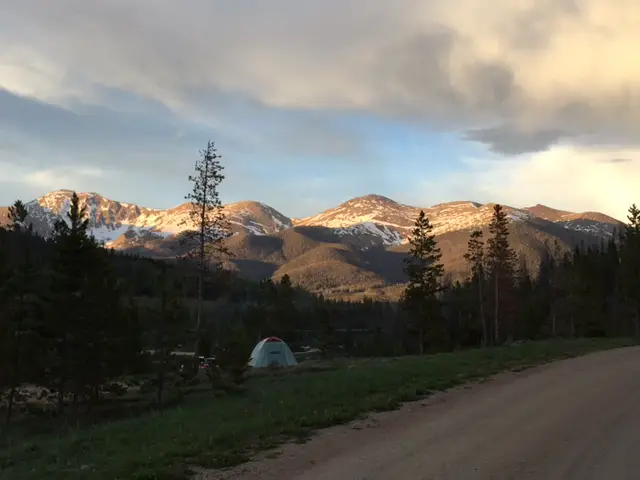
[0,190,623,300]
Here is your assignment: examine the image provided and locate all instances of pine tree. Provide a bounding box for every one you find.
[180,141,231,354]
[272,274,297,342]
[402,210,445,354]
[620,204,640,338]
[152,265,187,409]
[46,192,101,413]
[7,200,31,233]
[463,229,488,346]
[0,203,43,423]
[486,204,517,344]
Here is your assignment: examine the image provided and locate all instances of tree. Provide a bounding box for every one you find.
[181,141,232,353]
[45,192,93,413]
[620,204,640,339]
[271,275,297,342]
[45,192,138,413]
[151,265,188,409]
[402,210,445,354]
[0,201,42,423]
[7,200,31,233]
[486,204,517,344]
[463,229,488,346]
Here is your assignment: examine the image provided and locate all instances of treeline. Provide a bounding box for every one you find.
[0,197,143,422]
[399,203,640,354]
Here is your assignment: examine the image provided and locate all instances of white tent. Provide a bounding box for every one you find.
[249,336,298,368]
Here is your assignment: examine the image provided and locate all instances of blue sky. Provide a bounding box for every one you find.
[1,0,639,220]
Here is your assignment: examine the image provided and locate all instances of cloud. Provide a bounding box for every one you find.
[2,0,639,154]
[0,161,108,191]
[420,145,640,220]
[601,157,633,164]
[465,127,567,155]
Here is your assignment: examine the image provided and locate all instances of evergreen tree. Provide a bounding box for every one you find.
[272,274,297,342]
[180,141,231,353]
[463,229,488,345]
[45,192,138,412]
[316,303,338,357]
[0,227,43,422]
[7,200,31,233]
[486,204,517,344]
[402,210,445,354]
[151,265,188,409]
[44,192,93,413]
[620,204,640,338]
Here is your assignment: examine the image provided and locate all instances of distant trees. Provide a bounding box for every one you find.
[181,140,231,353]
[402,210,445,354]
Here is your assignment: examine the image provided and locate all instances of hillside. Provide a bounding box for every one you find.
[0,191,623,300]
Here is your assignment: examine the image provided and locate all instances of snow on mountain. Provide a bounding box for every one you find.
[295,195,537,245]
[23,190,293,247]
[524,204,621,237]
[10,191,620,252]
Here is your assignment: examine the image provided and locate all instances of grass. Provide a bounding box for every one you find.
[0,337,633,479]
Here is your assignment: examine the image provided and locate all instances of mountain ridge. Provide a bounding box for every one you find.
[0,190,624,300]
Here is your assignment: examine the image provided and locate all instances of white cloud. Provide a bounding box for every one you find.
[1,0,639,152]
[0,161,108,191]
[421,145,640,220]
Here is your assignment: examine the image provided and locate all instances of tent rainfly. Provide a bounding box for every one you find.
[249,336,298,368]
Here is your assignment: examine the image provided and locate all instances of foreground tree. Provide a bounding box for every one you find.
[486,204,517,344]
[402,210,445,354]
[620,204,640,338]
[46,192,139,413]
[181,141,231,353]
[45,192,92,413]
[0,201,42,422]
[464,229,488,346]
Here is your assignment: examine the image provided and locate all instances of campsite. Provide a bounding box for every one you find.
[0,338,632,479]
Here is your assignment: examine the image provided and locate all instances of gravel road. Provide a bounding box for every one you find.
[200,346,640,480]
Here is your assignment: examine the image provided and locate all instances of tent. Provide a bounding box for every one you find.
[249,336,298,368]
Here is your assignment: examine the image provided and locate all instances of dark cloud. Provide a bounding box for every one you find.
[602,157,633,164]
[464,126,566,155]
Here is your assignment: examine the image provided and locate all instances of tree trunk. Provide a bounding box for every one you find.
[570,315,576,337]
[156,369,164,411]
[193,270,203,354]
[56,383,65,416]
[551,308,557,337]
[5,386,16,425]
[194,160,209,355]
[634,305,640,340]
[494,274,500,345]
[418,325,424,355]
[478,277,487,347]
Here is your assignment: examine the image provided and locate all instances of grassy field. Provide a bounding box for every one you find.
[0,337,633,480]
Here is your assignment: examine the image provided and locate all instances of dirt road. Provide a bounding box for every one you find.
[202,346,640,480]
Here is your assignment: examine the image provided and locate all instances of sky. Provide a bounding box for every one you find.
[1,0,639,221]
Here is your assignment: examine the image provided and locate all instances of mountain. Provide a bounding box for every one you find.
[6,190,292,246]
[0,190,624,300]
